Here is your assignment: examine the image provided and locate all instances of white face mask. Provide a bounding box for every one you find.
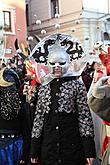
[48,45,70,78]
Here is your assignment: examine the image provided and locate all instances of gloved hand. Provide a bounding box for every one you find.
[92,76,110,98]
[95,76,110,86]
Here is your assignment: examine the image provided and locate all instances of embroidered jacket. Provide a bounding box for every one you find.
[30,77,96,164]
[32,77,94,139]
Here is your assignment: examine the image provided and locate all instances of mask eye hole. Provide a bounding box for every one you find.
[49,62,55,65]
[59,62,66,65]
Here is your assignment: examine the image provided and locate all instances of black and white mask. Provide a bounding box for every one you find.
[29,33,86,84]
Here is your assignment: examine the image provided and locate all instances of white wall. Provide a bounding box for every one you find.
[83,0,110,13]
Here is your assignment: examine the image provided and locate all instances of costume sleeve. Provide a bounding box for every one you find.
[30,107,44,159]
[88,96,110,123]
[20,105,31,162]
[20,84,40,161]
[76,81,96,157]
[88,77,110,123]
[30,137,41,158]
[30,87,45,159]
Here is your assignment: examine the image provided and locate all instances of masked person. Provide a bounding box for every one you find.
[87,45,110,165]
[0,67,31,164]
[30,33,96,165]
[88,76,110,165]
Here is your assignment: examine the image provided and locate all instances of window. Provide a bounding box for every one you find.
[106,17,110,22]
[104,32,110,40]
[3,11,12,32]
[51,0,59,18]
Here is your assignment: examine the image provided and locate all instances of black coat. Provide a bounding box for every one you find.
[30,77,96,165]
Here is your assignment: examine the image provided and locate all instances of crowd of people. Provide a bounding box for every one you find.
[0,33,110,165]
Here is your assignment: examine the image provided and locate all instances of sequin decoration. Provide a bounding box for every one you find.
[0,89,21,120]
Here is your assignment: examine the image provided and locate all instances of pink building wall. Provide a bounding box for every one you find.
[0,0,27,58]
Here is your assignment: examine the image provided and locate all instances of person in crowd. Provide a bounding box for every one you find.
[81,62,93,92]
[81,61,97,92]
[86,60,108,165]
[30,34,96,165]
[0,67,31,164]
[88,76,110,165]
[88,75,110,124]
[87,43,110,165]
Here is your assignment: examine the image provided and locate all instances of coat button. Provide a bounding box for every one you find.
[56,93,59,96]
[1,135,5,139]
[55,110,58,113]
[57,143,59,147]
[58,159,61,163]
[56,126,59,130]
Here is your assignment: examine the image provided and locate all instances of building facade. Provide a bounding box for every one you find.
[0,0,27,60]
[26,0,110,55]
